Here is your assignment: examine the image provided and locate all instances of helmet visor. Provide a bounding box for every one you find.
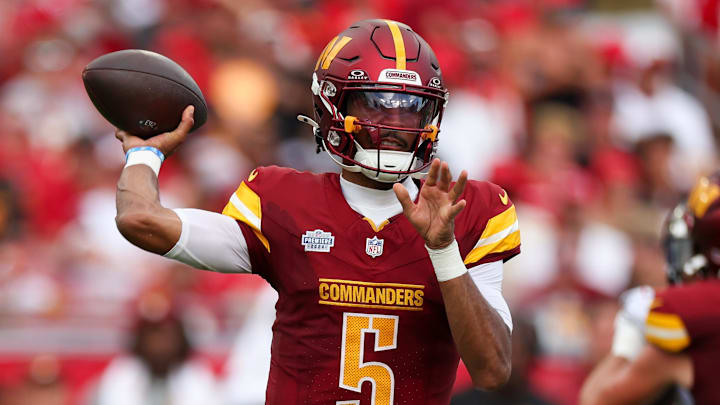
[343,91,437,128]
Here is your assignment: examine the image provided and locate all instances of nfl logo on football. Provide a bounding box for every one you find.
[365,236,384,258]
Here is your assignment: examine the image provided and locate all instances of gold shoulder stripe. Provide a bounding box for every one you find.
[646,335,690,352]
[235,182,261,219]
[464,230,520,265]
[315,36,338,71]
[646,311,686,329]
[222,182,270,252]
[463,204,520,264]
[385,20,406,70]
[480,204,517,240]
[645,311,690,352]
[321,36,352,70]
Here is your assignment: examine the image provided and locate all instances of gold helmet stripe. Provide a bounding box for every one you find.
[385,20,406,70]
[322,36,352,70]
[688,176,720,218]
[315,36,338,71]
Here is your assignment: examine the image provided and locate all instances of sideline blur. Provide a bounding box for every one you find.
[0,1,718,404]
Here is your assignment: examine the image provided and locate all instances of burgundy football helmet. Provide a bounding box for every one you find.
[663,171,720,283]
[298,19,448,183]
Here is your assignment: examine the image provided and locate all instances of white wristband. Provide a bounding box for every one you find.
[125,149,163,177]
[425,239,469,282]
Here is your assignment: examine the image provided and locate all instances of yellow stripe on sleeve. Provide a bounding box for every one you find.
[222,182,270,252]
[464,231,520,265]
[385,20,406,70]
[645,311,690,352]
[463,205,520,264]
[646,334,690,352]
[235,182,261,219]
[646,311,686,329]
[480,204,517,240]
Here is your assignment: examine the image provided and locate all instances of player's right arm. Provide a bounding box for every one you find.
[115,106,251,274]
[114,106,195,254]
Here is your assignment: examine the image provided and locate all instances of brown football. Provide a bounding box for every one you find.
[82,49,207,139]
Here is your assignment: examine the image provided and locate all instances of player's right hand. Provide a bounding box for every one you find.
[115,105,194,157]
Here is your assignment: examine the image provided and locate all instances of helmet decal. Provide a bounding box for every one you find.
[347,70,369,80]
[378,69,422,85]
[428,77,443,89]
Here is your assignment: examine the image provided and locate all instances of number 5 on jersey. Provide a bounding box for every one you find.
[338,313,399,405]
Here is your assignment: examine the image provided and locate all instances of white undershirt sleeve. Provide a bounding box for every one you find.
[469,260,513,332]
[164,208,252,273]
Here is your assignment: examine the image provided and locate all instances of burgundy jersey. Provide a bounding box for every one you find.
[222,166,521,405]
[644,280,720,404]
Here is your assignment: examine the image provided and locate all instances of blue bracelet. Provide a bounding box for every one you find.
[125,146,165,162]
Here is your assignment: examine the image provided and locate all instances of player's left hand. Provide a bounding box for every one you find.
[394,159,467,250]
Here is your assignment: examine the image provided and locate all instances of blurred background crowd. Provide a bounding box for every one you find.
[0,0,719,404]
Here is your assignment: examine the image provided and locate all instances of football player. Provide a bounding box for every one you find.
[115,20,520,404]
[579,172,720,405]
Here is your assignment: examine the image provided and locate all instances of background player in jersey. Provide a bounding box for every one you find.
[114,20,520,404]
[579,172,720,405]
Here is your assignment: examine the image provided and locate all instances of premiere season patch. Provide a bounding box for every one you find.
[302,229,335,252]
[318,279,424,311]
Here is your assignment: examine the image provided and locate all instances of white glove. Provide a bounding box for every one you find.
[610,286,655,359]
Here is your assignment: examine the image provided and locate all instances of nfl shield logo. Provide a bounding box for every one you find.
[365,236,384,258]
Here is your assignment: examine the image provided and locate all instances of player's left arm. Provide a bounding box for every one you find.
[394,159,511,390]
[579,345,693,405]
